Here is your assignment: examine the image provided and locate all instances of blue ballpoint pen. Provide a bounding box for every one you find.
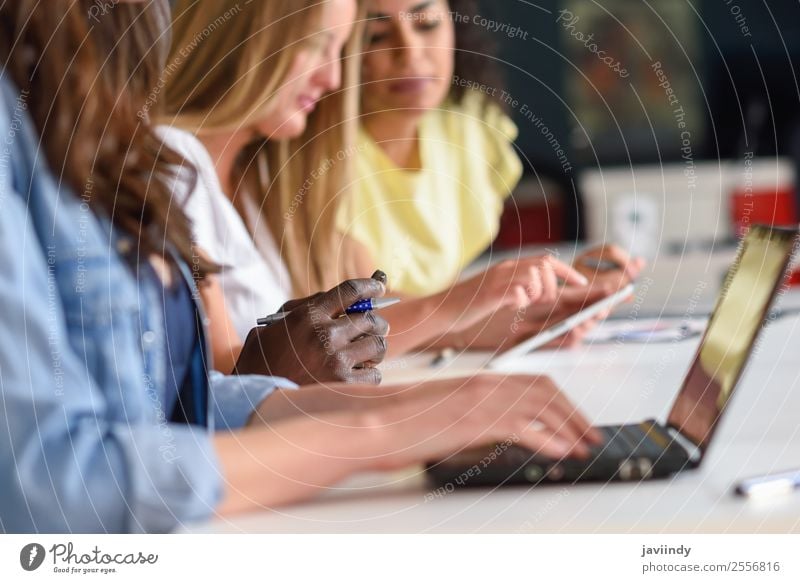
[256,297,401,326]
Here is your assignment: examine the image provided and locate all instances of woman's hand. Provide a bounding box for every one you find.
[443,283,617,351]
[358,374,604,468]
[451,245,643,352]
[253,375,603,464]
[217,374,603,513]
[250,376,602,463]
[442,255,589,334]
[233,278,389,385]
[260,374,599,465]
[574,244,645,289]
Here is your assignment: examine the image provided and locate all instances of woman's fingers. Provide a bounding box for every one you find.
[525,267,542,301]
[581,244,645,281]
[499,271,539,311]
[486,256,591,312]
[377,375,602,467]
[525,408,591,458]
[517,426,586,459]
[490,376,601,456]
[341,310,390,340]
[539,260,559,303]
[545,257,589,287]
[513,284,530,308]
[586,244,630,268]
[344,333,388,367]
[522,378,602,445]
[348,365,383,385]
[517,255,589,287]
[320,278,385,317]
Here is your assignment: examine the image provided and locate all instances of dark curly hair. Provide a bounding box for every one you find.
[448,0,508,110]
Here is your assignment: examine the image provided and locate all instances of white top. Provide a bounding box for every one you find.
[158,125,292,341]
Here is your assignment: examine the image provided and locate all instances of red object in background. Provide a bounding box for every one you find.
[730,183,800,286]
[730,184,797,239]
[494,198,565,249]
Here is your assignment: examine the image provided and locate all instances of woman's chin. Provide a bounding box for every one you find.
[261,114,307,140]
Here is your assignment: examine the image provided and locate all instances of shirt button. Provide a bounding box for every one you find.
[142,330,157,345]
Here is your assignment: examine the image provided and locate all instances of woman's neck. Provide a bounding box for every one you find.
[198,130,255,199]
[362,110,425,170]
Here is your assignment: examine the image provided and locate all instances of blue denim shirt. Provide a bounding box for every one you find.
[0,76,297,533]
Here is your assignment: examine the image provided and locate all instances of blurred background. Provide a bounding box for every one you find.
[482,0,800,256]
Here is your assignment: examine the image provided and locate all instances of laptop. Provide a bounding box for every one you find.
[427,224,799,488]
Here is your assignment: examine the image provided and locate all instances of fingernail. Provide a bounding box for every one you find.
[578,274,589,286]
[371,270,388,285]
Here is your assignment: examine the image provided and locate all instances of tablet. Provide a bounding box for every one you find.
[488,283,635,368]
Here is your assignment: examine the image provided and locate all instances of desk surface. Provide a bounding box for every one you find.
[188,308,800,534]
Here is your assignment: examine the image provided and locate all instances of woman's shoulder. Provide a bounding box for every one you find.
[432,91,523,200]
[435,91,519,144]
[156,124,214,167]
[155,124,225,201]
[154,125,240,247]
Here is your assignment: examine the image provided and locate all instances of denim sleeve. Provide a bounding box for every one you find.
[209,371,298,431]
[0,167,223,533]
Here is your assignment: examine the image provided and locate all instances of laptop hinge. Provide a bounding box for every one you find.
[667,427,703,467]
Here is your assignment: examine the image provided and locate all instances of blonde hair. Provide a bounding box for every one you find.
[163,0,363,295]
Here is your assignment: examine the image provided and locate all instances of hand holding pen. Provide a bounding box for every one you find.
[257,270,400,326]
[257,297,400,326]
[233,271,396,385]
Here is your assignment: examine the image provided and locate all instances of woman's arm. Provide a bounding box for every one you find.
[430,283,620,352]
[0,187,223,534]
[342,235,589,358]
[199,273,244,374]
[214,414,375,513]
[214,374,603,514]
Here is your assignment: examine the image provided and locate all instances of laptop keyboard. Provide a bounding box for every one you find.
[499,422,674,466]
[431,421,688,485]
[591,422,673,461]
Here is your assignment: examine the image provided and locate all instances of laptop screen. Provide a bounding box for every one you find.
[667,225,798,451]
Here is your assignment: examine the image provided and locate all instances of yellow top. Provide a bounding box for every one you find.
[337,92,524,296]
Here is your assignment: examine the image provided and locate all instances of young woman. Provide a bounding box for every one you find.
[0,0,599,534]
[155,1,388,380]
[162,0,601,363]
[346,0,644,295]
[345,0,524,297]
[340,0,647,346]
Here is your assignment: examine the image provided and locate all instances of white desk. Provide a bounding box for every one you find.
[187,308,800,534]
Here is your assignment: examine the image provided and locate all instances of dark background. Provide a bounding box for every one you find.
[479,0,800,240]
